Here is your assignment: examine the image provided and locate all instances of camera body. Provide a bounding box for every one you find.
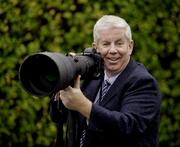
[19,48,103,97]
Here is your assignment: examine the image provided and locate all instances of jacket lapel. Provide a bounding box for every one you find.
[100,59,137,106]
[82,77,103,102]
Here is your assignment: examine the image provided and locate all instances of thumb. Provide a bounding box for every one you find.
[74,75,81,88]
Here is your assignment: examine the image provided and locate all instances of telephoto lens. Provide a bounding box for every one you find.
[19,48,103,97]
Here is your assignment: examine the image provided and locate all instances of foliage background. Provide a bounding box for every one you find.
[0,0,179,146]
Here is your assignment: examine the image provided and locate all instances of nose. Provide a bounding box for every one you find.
[109,43,117,53]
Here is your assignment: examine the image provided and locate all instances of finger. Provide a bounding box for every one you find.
[68,52,76,56]
[59,90,64,97]
[59,90,68,99]
[74,75,81,88]
[63,86,72,91]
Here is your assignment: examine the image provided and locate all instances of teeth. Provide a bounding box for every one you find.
[108,59,118,63]
[108,58,118,61]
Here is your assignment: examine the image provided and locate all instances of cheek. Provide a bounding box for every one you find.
[97,48,108,56]
[118,46,131,56]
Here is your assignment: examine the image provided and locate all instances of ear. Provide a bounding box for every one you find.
[92,42,99,52]
[128,40,134,55]
[92,42,96,49]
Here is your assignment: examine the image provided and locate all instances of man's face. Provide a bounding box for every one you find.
[93,27,133,76]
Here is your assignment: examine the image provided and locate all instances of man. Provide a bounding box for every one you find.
[50,15,161,147]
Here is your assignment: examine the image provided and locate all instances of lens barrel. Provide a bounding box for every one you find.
[19,49,102,97]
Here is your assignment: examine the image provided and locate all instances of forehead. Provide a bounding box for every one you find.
[98,27,126,41]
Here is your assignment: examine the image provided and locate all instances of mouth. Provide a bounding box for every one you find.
[106,57,120,64]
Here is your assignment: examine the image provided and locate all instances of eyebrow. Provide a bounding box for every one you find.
[101,39,124,43]
[115,39,124,42]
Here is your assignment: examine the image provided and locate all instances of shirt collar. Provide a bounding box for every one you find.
[104,71,121,85]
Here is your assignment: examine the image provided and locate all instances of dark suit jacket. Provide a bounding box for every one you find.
[80,59,162,147]
[50,59,161,147]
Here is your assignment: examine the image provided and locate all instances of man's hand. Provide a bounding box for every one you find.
[59,75,92,119]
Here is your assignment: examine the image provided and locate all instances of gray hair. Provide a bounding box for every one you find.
[93,15,132,43]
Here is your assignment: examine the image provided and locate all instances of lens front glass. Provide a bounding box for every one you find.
[30,55,59,93]
[19,54,60,96]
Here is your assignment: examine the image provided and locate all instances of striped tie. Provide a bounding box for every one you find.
[101,80,111,100]
[80,129,86,147]
[96,80,111,104]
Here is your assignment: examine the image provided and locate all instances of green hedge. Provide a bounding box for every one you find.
[0,0,179,146]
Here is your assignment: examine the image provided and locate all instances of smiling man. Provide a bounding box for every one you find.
[50,15,162,147]
[93,17,134,77]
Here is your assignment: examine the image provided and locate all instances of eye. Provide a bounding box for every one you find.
[102,42,110,47]
[103,43,108,46]
[116,41,124,46]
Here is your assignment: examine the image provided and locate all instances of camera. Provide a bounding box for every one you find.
[19,48,103,97]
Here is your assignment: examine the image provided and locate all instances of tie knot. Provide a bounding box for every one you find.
[104,80,110,87]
